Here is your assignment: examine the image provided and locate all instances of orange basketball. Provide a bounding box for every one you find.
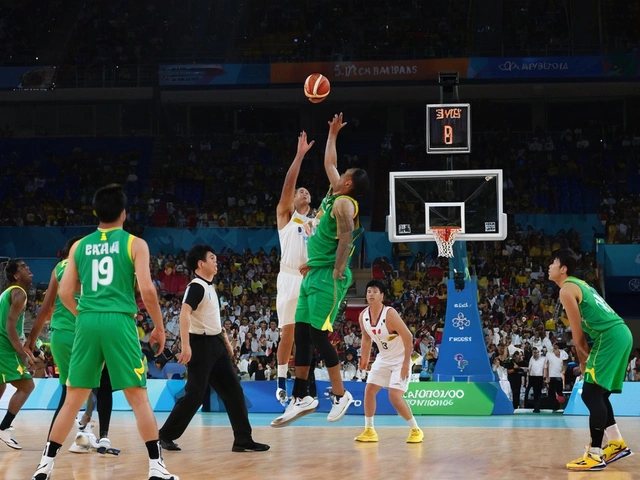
[304,73,330,103]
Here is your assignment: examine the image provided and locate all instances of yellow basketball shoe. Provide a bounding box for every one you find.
[406,428,424,444]
[566,448,606,471]
[602,439,632,464]
[354,427,379,442]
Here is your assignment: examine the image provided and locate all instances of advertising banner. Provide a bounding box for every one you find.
[271,58,469,84]
[565,380,640,417]
[602,53,640,77]
[14,378,512,415]
[432,280,495,382]
[0,65,56,90]
[159,64,271,86]
[603,245,640,277]
[468,56,603,79]
[604,277,640,294]
[404,382,511,415]
[15,379,185,412]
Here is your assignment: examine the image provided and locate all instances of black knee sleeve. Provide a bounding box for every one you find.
[603,391,616,428]
[309,327,339,368]
[582,381,608,438]
[294,322,313,367]
[581,381,607,412]
[97,367,113,438]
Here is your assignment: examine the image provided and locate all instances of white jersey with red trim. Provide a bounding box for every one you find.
[362,305,405,363]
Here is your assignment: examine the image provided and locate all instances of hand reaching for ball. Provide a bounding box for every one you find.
[297,131,315,157]
[328,112,347,136]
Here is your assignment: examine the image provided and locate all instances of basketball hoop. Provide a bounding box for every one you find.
[430,227,462,258]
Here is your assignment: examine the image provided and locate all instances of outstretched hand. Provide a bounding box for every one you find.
[297,130,315,157]
[328,113,347,136]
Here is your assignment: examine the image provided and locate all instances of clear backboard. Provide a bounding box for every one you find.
[388,169,507,242]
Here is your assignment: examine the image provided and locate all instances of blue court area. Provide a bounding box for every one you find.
[193,410,591,430]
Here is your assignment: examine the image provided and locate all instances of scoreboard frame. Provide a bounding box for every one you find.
[426,103,471,155]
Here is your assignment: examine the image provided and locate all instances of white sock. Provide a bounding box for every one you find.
[589,446,603,456]
[407,416,419,429]
[277,364,288,378]
[605,424,622,442]
[365,416,374,428]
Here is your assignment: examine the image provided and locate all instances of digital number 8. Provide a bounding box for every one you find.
[444,125,453,145]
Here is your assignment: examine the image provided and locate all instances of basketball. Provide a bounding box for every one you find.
[304,73,330,103]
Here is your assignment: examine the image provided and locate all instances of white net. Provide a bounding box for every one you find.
[431,227,462,258]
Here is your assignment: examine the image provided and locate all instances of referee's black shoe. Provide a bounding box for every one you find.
[232,441,270,452]
[160,438,181,451]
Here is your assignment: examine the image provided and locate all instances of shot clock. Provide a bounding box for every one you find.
[426,103,471,154]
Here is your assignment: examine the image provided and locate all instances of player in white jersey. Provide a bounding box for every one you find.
[355,280,424,444]
[275,131,315,405]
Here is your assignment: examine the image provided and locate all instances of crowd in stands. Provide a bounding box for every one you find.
[2,1,640,67]
[0,139,148,232]
[62,0,171,67]
[0,1,66,65]
[2,125,640,240]
[237,0,469,62]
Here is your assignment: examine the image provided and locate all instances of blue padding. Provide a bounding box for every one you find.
[16,378,576,416]
[433,280,495,383]
[22,378,64,410]
[564,380,640,417]
[207,380,394,415]
[491,384,515,415]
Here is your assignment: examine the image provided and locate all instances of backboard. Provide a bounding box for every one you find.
[388,169,507,242]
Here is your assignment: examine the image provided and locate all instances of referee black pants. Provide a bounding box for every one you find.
[159,334,252,444]
[528,376,543,411]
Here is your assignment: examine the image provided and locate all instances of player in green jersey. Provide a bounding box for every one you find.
[549,248,633,471]
[0,259,36,449]
[27,237,83,427]
[32,184,178,480]
[27,235,119,454]
[272,113,369,427]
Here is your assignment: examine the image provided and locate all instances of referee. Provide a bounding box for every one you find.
[159,244,269,453]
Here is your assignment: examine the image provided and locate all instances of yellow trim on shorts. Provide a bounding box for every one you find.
[321,278,340,332]
[134,358,145,380]
[585,333,603,385]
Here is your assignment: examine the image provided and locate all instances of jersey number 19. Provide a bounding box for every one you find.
[92,257,114,291]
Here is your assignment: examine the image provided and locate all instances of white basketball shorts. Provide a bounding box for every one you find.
[276,269,303,327]
[367,356,410,392]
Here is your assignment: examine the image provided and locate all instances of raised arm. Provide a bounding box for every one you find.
[324,113,347,190]
[276,131,315,229]
[332,196,355,279]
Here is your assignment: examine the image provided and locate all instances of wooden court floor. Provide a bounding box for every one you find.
[2,410,640,480]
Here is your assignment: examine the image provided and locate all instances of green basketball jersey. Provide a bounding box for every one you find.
[51,260,76,333]
[0,285,27,347]
[307,194,363,267]
[564,276,624,337]
[75,228,138,315]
